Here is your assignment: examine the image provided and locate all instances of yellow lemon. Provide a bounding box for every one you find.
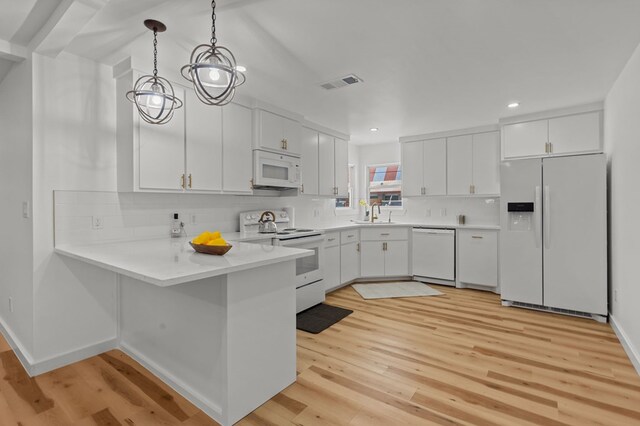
[206,238,227,246]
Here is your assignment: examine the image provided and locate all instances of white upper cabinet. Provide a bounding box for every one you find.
[401,141,424,197]
[502,109,602,159]
[424,138,447,196]
[222,103,253,194]
[300,127,319,195]
[502,120,547,159]
[334,138,349,197]
[472,131,500,195]
[138,86,186,191]
[254,109,301,155]
[318,132,335,196]
[316,132,348,197]
[548,111,601,155]
[401,138,446,197]
[185,89,222,192]
[447,135,473,195]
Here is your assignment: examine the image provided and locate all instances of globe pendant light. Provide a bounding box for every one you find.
[126,20,183,125]
[181,0,246,106]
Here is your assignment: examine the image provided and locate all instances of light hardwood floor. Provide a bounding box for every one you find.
[1,285,639,425]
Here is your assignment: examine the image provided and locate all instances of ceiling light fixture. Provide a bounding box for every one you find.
[507,102,520,108]
[370,127,379,132]
[126,20,182,125]
[181,0,246,106]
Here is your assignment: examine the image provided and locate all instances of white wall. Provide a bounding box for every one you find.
[0,59,34,356]
[604,41,640,370]
[31,52,119,362]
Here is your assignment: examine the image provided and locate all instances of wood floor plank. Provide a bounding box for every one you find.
[0,284,638,426]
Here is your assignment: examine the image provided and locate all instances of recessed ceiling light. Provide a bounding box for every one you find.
[507,102,520,108]
[236,65,247,72]
[370,127,379,132]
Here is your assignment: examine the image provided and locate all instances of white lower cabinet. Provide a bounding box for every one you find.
[360,227,409,277]
[458,229,498,287]
[340,242,360,284]
[360,242,386,278]
[324,232,341,292]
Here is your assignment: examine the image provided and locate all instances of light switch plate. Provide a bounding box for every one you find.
[440,208,447,216]
[425,208,431,217]
[22,202,30,219]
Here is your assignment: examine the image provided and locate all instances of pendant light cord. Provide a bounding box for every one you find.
[152,28,158,78]
[210,0,217,47]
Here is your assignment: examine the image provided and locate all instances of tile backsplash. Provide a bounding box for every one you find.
[54,191,499,246]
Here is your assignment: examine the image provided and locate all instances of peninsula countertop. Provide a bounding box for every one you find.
[55,237,312,287]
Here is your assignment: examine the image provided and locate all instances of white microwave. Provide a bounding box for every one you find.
[253,150,300,189]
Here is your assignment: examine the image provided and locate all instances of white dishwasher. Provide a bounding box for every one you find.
[412,228,456,285]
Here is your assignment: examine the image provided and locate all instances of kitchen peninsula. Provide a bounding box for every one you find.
[55,238,312,426]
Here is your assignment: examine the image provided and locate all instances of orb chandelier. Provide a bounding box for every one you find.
[126,20,183,125]
[181,0,246,106]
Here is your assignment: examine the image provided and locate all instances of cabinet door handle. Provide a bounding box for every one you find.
[327,238,336,242]
[181,174,185,189]
[250,178,254,189]
[301,184,304,193]
[347,234,354,238]
[383,242,388,251]
[472,235,483,239]
[380,233,390,236]
[357,243,360,252]
[470,184,475,194]
[188,174,192,189]
[548,142,553,153]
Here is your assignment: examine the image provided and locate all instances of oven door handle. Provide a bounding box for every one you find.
[279,234,325,246]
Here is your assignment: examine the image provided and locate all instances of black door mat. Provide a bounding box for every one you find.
[296,303,353,334]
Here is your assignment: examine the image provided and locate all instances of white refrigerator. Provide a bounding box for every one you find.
[500,153,607,319]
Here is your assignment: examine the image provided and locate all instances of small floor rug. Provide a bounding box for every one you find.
[352,281,443,300]
[296,303,353,334]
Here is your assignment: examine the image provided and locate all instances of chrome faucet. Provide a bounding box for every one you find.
[388,211,392,223]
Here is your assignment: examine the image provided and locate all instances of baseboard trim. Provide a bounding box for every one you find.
[120,342,225,425]
[30,337,118,376]
[0,315,35,375]
[610,314,640,376]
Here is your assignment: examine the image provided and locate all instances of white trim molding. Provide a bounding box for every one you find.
[610,314,640,376]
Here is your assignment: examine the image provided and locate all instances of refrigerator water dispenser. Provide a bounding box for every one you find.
[507,202,534,231]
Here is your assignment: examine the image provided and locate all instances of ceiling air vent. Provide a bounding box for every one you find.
[320,74,363,90]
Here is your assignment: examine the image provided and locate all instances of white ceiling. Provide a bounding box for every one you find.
[13,0,640,144]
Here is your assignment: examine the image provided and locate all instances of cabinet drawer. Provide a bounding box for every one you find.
[361,227,409,241]
[324,232,340,247]
[340,229,360,244]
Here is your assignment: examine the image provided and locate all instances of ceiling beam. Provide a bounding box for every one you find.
[28,0,108,58]
[0,39,28,62]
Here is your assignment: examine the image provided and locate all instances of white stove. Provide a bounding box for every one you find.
[239,210,325,313]
[239,210,322,240]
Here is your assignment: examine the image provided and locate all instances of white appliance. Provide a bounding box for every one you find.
[240,210,325,313]
[253,150,300,189]
[412,228,456,285]
[500,153,607,321]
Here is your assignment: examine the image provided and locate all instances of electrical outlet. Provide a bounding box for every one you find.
[425,208,431,217]
[314,209,320,217]
[9,297,13,313]
[440,208,447,216]
[92,216,104,230]
[190,214,197,224]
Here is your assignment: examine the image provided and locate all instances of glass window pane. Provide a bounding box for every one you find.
[367,163,402,207]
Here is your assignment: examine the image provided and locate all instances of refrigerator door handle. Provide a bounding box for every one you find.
[544,185,550,249]
[535,186,542,248]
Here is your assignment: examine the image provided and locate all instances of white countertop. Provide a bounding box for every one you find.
[226,222,500,241]
[55,238,312,287]
[315,221,501,232]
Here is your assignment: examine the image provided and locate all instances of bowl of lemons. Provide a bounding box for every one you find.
[189,231,232,255]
